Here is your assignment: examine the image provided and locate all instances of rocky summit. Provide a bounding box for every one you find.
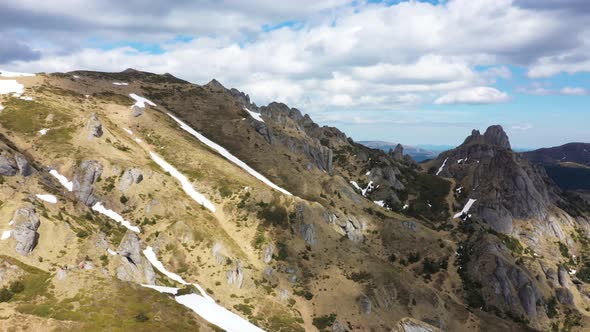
[0,69,589,332]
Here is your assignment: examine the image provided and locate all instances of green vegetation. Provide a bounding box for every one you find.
[257,201,288,227]
[405,173,451,221]
[312,313,337,331]
[488,229,524,255]
[0,98,71,135]
[455,242,486,309]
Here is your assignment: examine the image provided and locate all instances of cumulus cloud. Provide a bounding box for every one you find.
[434,87,510,105]
[2,0,590,114]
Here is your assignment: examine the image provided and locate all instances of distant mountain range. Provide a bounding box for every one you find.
[523,142,590,191]
[358,141,446,162]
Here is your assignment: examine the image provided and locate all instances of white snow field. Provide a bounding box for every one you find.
[1,230,11,240]
[142,247,214,302]
[142,246,264,332]
[0,70,35,77]
[129,93,156,108]
[167,113,292,196]
[176,294,266,332]
[454,199,477,218]
[244,108,264,122]
[149,152,216,212]
[112,82,128,86]
[436,158,448,176]
[91,202,140,232]
[0,80,25,95]
[39,128,48,135]
[36,194,57,204]
[49,170,73,191]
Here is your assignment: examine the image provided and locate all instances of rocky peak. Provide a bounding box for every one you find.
[483,125,511,150]
[462,125,510,150]
[391,144,404,160]
[205,79,226,91]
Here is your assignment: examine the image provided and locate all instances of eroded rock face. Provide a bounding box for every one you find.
[358,294,372,314]
[11,206,40,256]
[227,260,244,288]
[295,205,317,246]
[116,230,155,285]
[262,243,274,263]
[14,153,33,176]
[73,160,102,206]
[87,113,103,138]
[433,125,553,233]
[118,168,143,192]
[0,151,17,176]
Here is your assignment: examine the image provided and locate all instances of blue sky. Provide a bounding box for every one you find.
[0,0,589,148]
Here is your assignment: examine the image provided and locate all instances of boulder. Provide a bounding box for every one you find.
[358,294,372,314]
[73,160,102,206]
[87,113,103,138]
[10,206,40,256]
[332,320,346,332]
[14,152,33,176]
[262,243,274,263]
[0,152,17,176]
[131,106,143,117]
[227,260,244,288]
[116,230,156,284]
[118,168,143,191]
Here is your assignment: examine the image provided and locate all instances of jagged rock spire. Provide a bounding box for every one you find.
[462,125,511,150]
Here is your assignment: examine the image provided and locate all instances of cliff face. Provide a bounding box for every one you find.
[432,125,557,233]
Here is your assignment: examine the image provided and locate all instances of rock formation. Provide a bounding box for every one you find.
[73,160,102,206]
[10,206,40,256]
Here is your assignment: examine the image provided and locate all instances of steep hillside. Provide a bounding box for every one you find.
[424,126,590,330]
[523,143,590,191]
[1,69,589,331]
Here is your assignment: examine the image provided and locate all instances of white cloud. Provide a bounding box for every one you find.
[511,123,533,131]
[560,86,588,95]
[434,87,510,105]
[4,0,590,114]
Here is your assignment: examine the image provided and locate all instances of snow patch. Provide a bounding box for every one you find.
[0,70,34,77]
[454,199,477,219]
[436,158,448,176]
[142,284,178,294]
[39,128,48,135]
[243,107,264,122]
[123,128,133,135]
[134,138,142,143]
[374,200,385,208]
[176,294,265,332]
[143,246,214,301]
[149,152,216,212]
[129,93,156,108]
[167,113,292,196]
[0,80,24,95]
[402,204,409,210]
[107,248,118,256]
[19,96,33,101]
[36,194,57,204]
[569,269,577,275]
[0,104,3,111]
[350,180,374,196]
[91,202,140,233]
[49,169,73,191]
[112,82,128,86]
[455,186,463,193]
[366,171,371,176]
[1,230,10,240]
